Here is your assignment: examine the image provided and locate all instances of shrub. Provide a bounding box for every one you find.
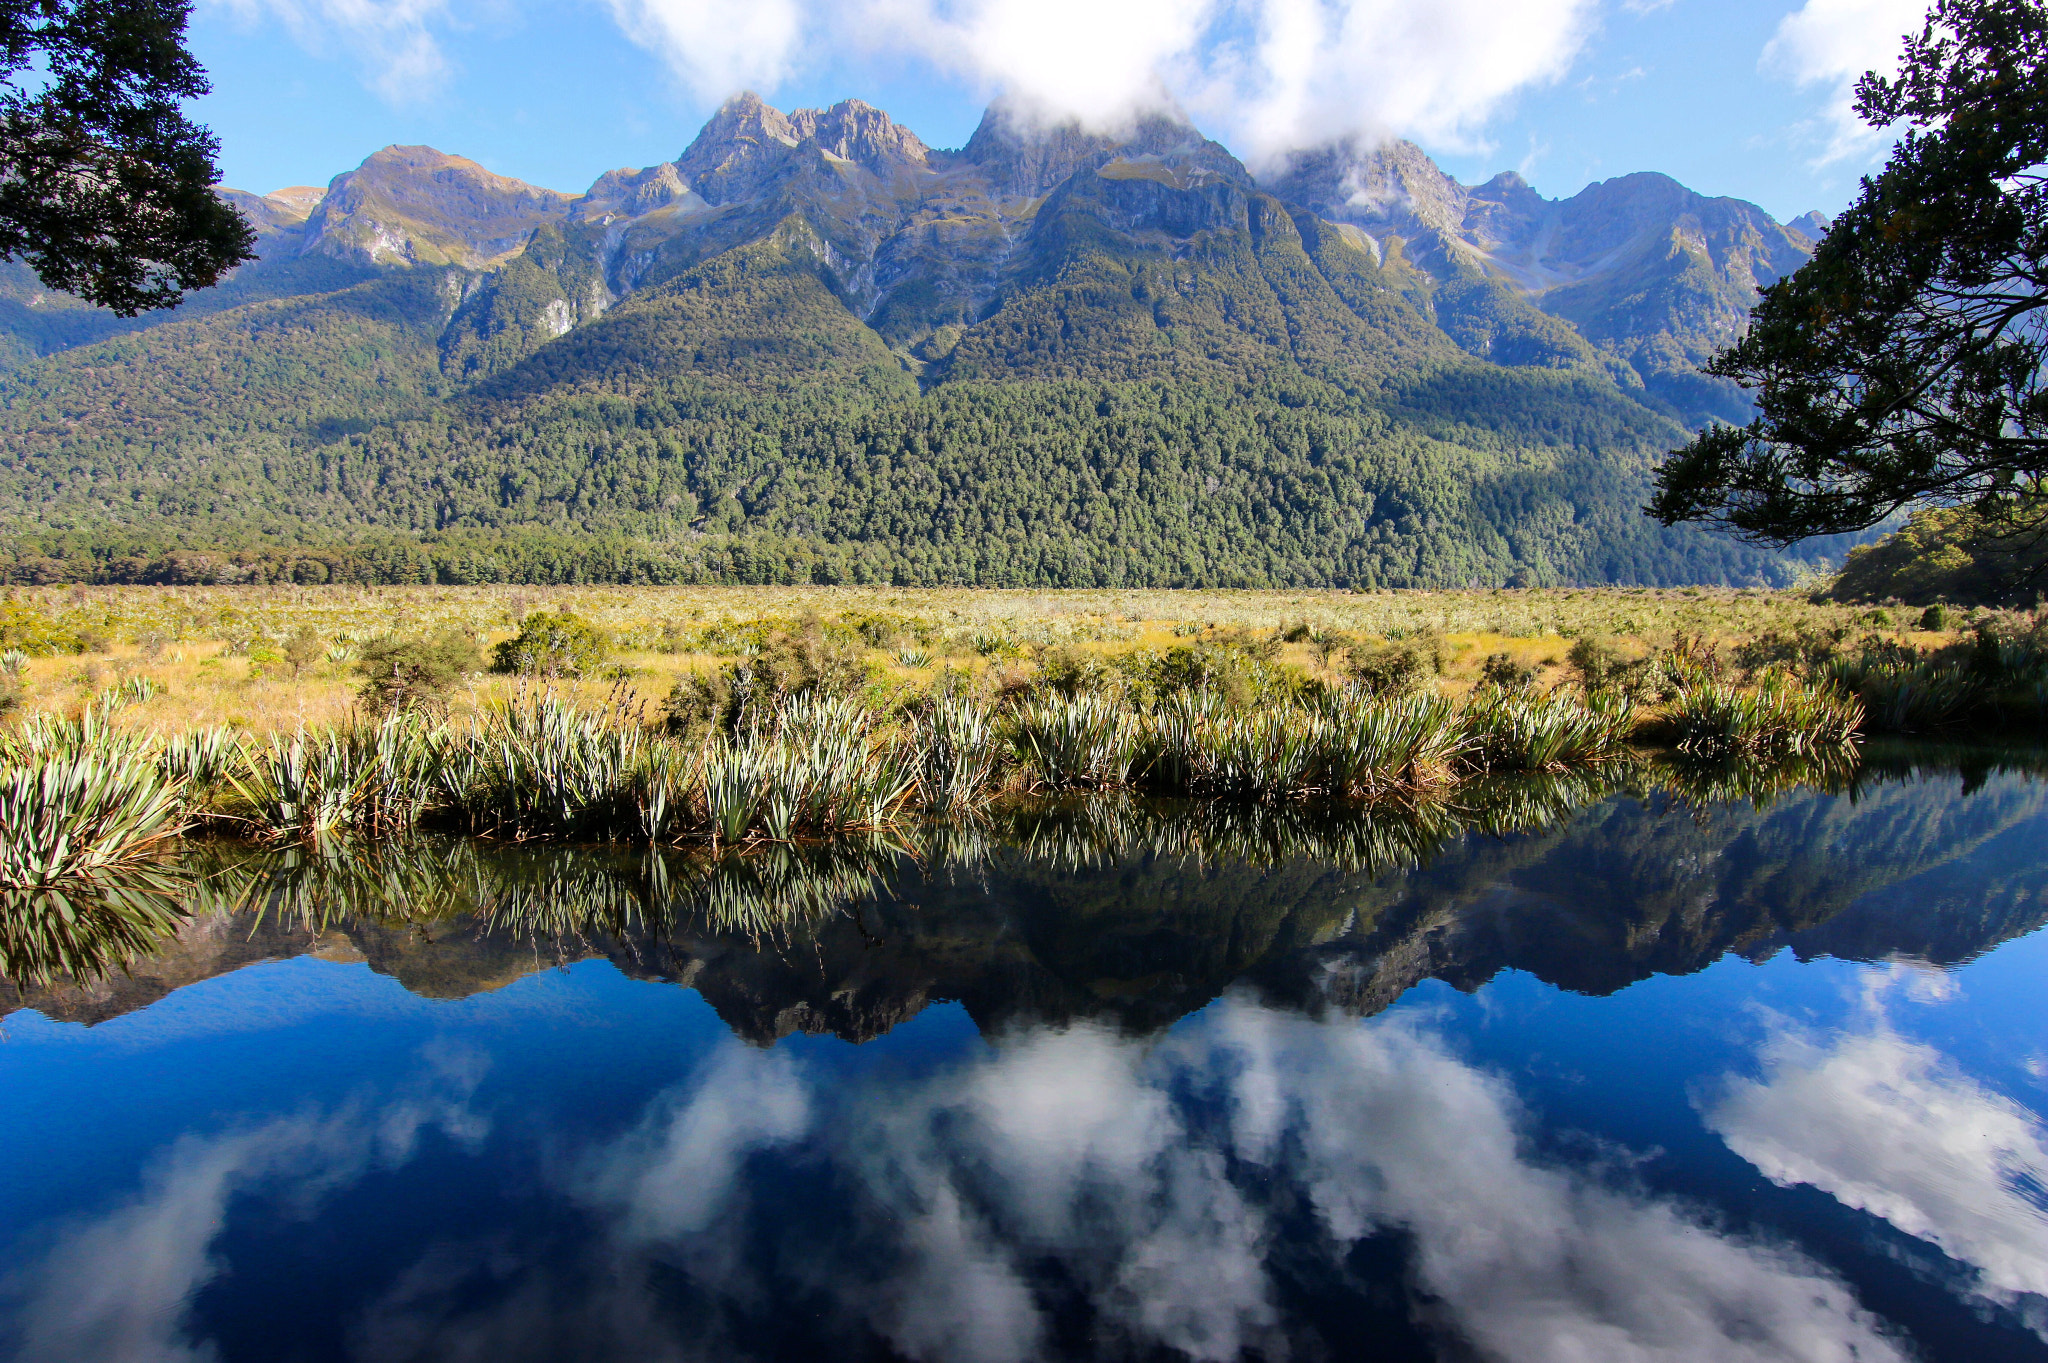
[492,610,610,678]
[1920,604,1951,632]
[283,627,324,677]
[661,620,869,739]
[1479,652,1537,691]
[1731,624,1850,679]
[0,600,78,655]
[1566,636,1615,688]
[1347,637,1437,696]
[1031,643,1113,698]
[356,631,481,716]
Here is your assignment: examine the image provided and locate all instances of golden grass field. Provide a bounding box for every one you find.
[2,583,1939,737]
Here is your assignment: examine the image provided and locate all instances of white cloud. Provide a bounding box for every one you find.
[582,1038,811,1244]
[1704,1024,2048,1328]
[1194,0,1596,164]
[603,0,805,103]
[610,0,1593,164]
[205,0,457,102]
[3,1047,489,1363]
[1762,0,1925,162]
[23,1008,1925,1362]
[1197,1004,1908,1363]
[879,0,1215,131]
[564,999,1908,1362]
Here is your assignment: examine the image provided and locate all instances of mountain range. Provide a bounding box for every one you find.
[0,96,1831,587]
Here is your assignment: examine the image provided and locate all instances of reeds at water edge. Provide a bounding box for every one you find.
[0,670,1888,891]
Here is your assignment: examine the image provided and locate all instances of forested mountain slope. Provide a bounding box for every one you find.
[0,97,1823,586]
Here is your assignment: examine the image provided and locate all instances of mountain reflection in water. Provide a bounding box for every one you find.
[1,755,2046,1362]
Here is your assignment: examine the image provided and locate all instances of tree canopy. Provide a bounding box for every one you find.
[1652,0,2048,545]
[0,0,252,314]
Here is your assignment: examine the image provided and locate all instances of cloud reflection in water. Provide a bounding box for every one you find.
[5,1003,1920,1362]
[573,999,1906,1362]
[4,1041,490,1363]
[1703,982,2048,1340]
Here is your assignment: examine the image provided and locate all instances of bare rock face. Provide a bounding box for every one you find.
[217,185,327,237]
[1262,142,1815,424]
[298,146,574,270]
[1264,138,1471,245]
[572,164,697,222]
[1787,210,1832,242]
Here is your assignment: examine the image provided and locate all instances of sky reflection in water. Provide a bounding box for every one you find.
[2,765,2046,1362]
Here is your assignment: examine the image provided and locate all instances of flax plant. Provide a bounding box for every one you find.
[1461,688,1637,773]
[0,756,190,886]
[1009,693,1138,789]
[1665,674,1862,760]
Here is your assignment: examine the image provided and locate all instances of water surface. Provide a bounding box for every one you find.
[3,759,2046,1362]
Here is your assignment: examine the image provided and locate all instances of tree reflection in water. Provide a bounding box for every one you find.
[4,749,2046,1041]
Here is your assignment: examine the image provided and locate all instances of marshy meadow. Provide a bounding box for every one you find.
[1,582,2044,900]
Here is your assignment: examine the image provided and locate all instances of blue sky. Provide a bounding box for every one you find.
[188,0,1929,223]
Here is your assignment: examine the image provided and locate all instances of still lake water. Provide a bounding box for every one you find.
[2,757,2046,1362]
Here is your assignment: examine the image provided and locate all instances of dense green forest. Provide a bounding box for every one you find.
[1830,504,2048,606]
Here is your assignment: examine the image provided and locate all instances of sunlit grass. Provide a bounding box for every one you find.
[0,582,1900,740]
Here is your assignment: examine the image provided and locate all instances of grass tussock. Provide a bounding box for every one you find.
[1665,675,1864,761]
[0,711,190,886]
[1,669,1881,877]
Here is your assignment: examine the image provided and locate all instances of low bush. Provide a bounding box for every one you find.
[357,630,481,716]
[0,600,78,656]
[661,618,870,739]
[1478,652,1537,691]
[1346,636,1439,696]
[491,610,610,678]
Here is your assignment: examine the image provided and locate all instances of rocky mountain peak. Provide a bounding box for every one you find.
[217,185,325,236]
[572,163,696,222]
[676,92,806,204]
[300,146,572,269]
[955,104,1195,200]
[1262,138,1471,244]
[788,98,931,175]
[1788,210,1831,242]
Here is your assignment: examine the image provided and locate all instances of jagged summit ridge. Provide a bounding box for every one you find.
[201,95,1814,425]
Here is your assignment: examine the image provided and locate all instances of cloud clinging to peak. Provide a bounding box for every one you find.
[1192,0,1595,162]
[603,0,805,103]
[606,0,1595,162]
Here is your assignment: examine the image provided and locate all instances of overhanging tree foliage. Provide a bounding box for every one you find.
[0,0,252,314]
[1652,0,2048,543]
